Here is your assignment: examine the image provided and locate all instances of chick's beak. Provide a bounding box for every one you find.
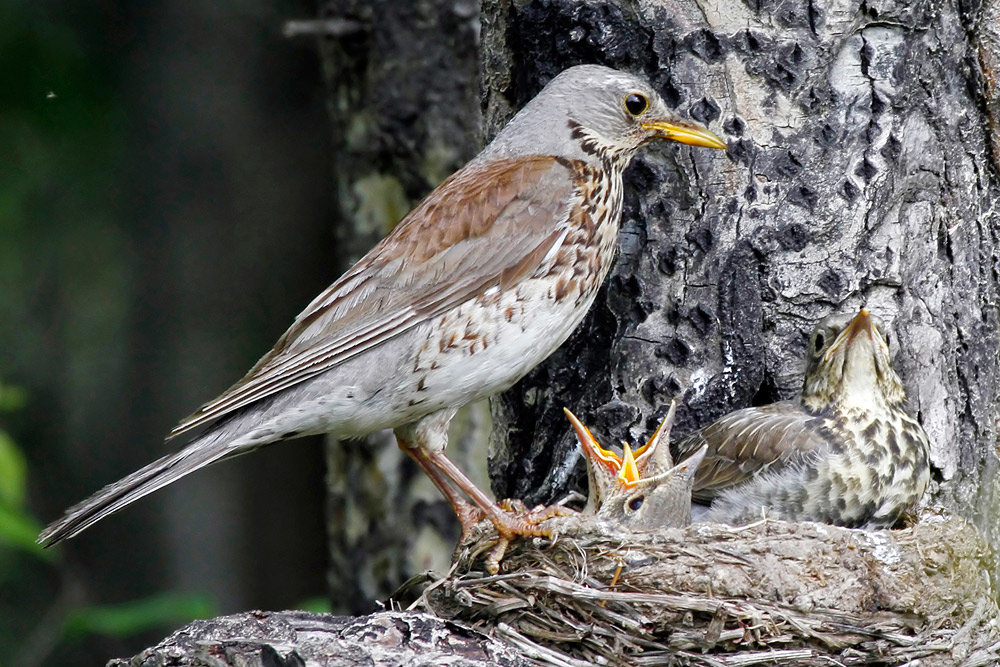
[617,443,640,487]
[824,309,875,363]
[844,309,874,346]
[641,119,727,149]
[564,408,621,477]
[632,399,677,469]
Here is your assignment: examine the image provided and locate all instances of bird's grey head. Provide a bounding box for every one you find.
[480,64,726,165]
[802,308,906,412]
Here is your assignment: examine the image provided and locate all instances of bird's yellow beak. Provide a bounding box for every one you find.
[844,308,874,345]
[564,408,621,477]
[633,407,673,466]
[617,443,640,487]
[565,407,641,487]
[641,120,727,150]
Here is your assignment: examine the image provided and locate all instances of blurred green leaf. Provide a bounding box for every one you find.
[296,596,332,613]
[61,592,217,641]
[0,430,27,507]
[0,383,26,412]
[0,505,48,561]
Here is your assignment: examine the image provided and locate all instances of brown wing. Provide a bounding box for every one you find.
[170,156,580,438]
[672,402,830,502]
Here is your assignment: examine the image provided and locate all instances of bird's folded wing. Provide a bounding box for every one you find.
[672,402,830,502]
[169,156,582,439]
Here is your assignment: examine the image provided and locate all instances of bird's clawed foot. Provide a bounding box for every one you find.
[478,499,573,573]
[453,501,487,532]
[397,437,573,572]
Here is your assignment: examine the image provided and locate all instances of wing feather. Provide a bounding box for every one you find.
[672,402,831,502]
[170,156,580,438]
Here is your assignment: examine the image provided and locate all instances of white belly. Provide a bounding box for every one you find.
[396,273,602,416]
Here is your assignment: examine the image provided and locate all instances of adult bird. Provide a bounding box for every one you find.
[39,65,727,560]
[672,309,931,528]
[565,402,706,528]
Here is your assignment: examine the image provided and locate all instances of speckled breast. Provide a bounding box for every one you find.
[800,407,931,527]
[396,161,626,420]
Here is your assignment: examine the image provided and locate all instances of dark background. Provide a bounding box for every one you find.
[3,1,335,663]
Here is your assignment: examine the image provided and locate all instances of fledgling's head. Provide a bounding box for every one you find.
[564,402,705,529]
[802,308,905,412]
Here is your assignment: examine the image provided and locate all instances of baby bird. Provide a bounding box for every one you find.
[672,309,931,528]
[564,402,706,528]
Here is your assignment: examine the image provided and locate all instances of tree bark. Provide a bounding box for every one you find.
[484,0,1000,553]
[315,0,487,613]
[109,610,528,667]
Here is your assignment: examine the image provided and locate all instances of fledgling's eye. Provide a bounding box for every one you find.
[627,495,645,512]
[624,93,649,117]
[813,331,826,353]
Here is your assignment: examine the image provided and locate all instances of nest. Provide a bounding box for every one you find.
[405,512,1000,666]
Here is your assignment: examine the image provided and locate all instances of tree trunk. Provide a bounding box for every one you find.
[485,0,1000,553]
[315,0,487,613]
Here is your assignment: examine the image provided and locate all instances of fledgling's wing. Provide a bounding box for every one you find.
[672,402,831,503]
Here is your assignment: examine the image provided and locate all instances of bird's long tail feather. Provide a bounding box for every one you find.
[38,431,244,546]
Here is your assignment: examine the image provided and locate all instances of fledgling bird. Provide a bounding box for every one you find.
[564,402,707,528]
[39,65,726,564]
[672,309,931,528]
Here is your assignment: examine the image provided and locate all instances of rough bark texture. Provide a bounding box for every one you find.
[315,0,488,613]
[484,0,1000,554]
[980,0,1000,171]
[108,610,528,667]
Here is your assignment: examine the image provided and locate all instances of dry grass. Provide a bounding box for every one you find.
[406,513,1000,666]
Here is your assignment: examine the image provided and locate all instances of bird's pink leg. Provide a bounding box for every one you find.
[396,436,564,572]
[396,439,485,530]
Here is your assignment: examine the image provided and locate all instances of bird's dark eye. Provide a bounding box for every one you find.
[813,331,826,352]
[628,496,645,511]
[624,93,649,117]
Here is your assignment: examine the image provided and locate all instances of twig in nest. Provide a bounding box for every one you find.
[411,512,999,666]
